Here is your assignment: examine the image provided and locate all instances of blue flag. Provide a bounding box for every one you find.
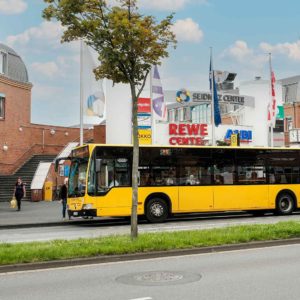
[209,57,221,127]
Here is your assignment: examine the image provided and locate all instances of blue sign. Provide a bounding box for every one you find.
[64,165,70,177]
[225,129,252,142]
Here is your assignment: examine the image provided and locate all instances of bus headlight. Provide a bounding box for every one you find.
[82,204,93,210]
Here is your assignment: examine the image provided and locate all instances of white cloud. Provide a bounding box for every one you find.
[223,40,253,62]
[260,41,300,61]
[6,21,64,48]
[109,0,208,11]
[138,0,189,11]
[31,61,60,78]
[0,0,27,15]
[222,40,267,66]
[32,83,64,102]
[172,18,203,43]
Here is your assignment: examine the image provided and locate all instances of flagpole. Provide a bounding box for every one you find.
[150,67,155,145]
[268,53,274,147]
[80,40,84,146]
[210,47,216,146]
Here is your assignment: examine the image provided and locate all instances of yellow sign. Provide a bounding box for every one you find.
[44,181,53,201]
[138,129,152,145]
[230,133,239,146]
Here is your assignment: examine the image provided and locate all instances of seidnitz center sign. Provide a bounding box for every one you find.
[192,92,245,105]
[169,123,208,145]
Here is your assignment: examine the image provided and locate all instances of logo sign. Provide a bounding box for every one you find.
[276,106,284,119]
[225,129,252,143]
[176,89,191,104]
[138,98,151,113]
[138,113,152,129]
[138,129,152,145]
[169,123,208,145]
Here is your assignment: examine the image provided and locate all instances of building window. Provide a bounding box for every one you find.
[179,108,184,122]
[191,104,210,124]
[0,96,4,119]
[168,109,175,122]
[0,51,7,74]
[174,109,179,122]
[283,83,298,104]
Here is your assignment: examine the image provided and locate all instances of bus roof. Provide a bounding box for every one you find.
[74,143,300,151]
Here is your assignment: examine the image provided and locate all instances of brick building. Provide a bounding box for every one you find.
[0,43,96,175]
[280,76,300,146]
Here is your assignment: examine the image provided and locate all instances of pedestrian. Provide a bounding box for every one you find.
[13,177,26,211]
[59,178,68,220]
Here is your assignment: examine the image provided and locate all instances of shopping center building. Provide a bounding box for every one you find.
[127,73,285,148]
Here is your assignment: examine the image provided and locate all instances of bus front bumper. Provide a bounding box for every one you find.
[68,209,97,218]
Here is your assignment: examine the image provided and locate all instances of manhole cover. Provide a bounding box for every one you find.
[116,271,201,286]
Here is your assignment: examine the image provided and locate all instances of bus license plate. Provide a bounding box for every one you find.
[73,212,78,216]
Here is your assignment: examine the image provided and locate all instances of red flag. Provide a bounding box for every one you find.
[268,71,277,127]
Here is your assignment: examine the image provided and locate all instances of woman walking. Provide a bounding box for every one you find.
[13,177,26,211]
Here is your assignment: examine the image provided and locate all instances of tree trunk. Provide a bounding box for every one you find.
[130,83,139,239]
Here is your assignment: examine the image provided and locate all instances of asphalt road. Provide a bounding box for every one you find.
[1,244,300,300]
[1,212,300,243]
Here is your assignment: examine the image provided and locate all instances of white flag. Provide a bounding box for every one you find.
[82,44,105,124]
[152,66,166,121]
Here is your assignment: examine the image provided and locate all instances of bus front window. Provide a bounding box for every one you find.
[69,158,88,197]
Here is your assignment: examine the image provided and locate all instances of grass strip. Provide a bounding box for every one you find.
[1,220,300,265]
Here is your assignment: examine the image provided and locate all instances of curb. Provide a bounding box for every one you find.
[0,220,88,230]
[0,218,129,230]
[0,222,73,230]
[1,238,300,274]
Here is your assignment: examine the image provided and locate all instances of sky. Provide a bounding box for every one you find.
[1,0,300,126]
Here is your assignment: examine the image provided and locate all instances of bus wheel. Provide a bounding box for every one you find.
[276,193,294,215]
[146,198,168,223]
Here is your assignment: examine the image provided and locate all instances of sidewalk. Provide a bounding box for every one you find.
[0,200,85,228]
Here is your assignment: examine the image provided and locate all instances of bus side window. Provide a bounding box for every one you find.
[200,167,211,185]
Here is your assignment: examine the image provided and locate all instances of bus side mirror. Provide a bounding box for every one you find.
[96,159,102,172]
[54,157,71,173]
[55,159,59,172]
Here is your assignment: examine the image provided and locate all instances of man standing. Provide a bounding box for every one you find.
[59,178,68,220]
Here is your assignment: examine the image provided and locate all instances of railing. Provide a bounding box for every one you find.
[0,144,64,175]
[0,128,95,175]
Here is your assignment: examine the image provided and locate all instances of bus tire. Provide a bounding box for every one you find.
[276,192,295,215]
[146,198,169,223]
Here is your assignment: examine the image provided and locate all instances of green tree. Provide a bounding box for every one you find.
[43,0,176,238]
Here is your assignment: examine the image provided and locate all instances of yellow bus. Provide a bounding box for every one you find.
[64,144,300,223]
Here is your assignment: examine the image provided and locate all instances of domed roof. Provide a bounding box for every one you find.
[0,43,29,84]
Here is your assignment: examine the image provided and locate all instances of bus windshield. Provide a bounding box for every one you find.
[68,157,89,197]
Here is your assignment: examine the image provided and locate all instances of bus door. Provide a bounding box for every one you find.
[96,158,132,216]
[178,165,214,212]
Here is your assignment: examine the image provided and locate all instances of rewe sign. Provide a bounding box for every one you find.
[169,123,208,145]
